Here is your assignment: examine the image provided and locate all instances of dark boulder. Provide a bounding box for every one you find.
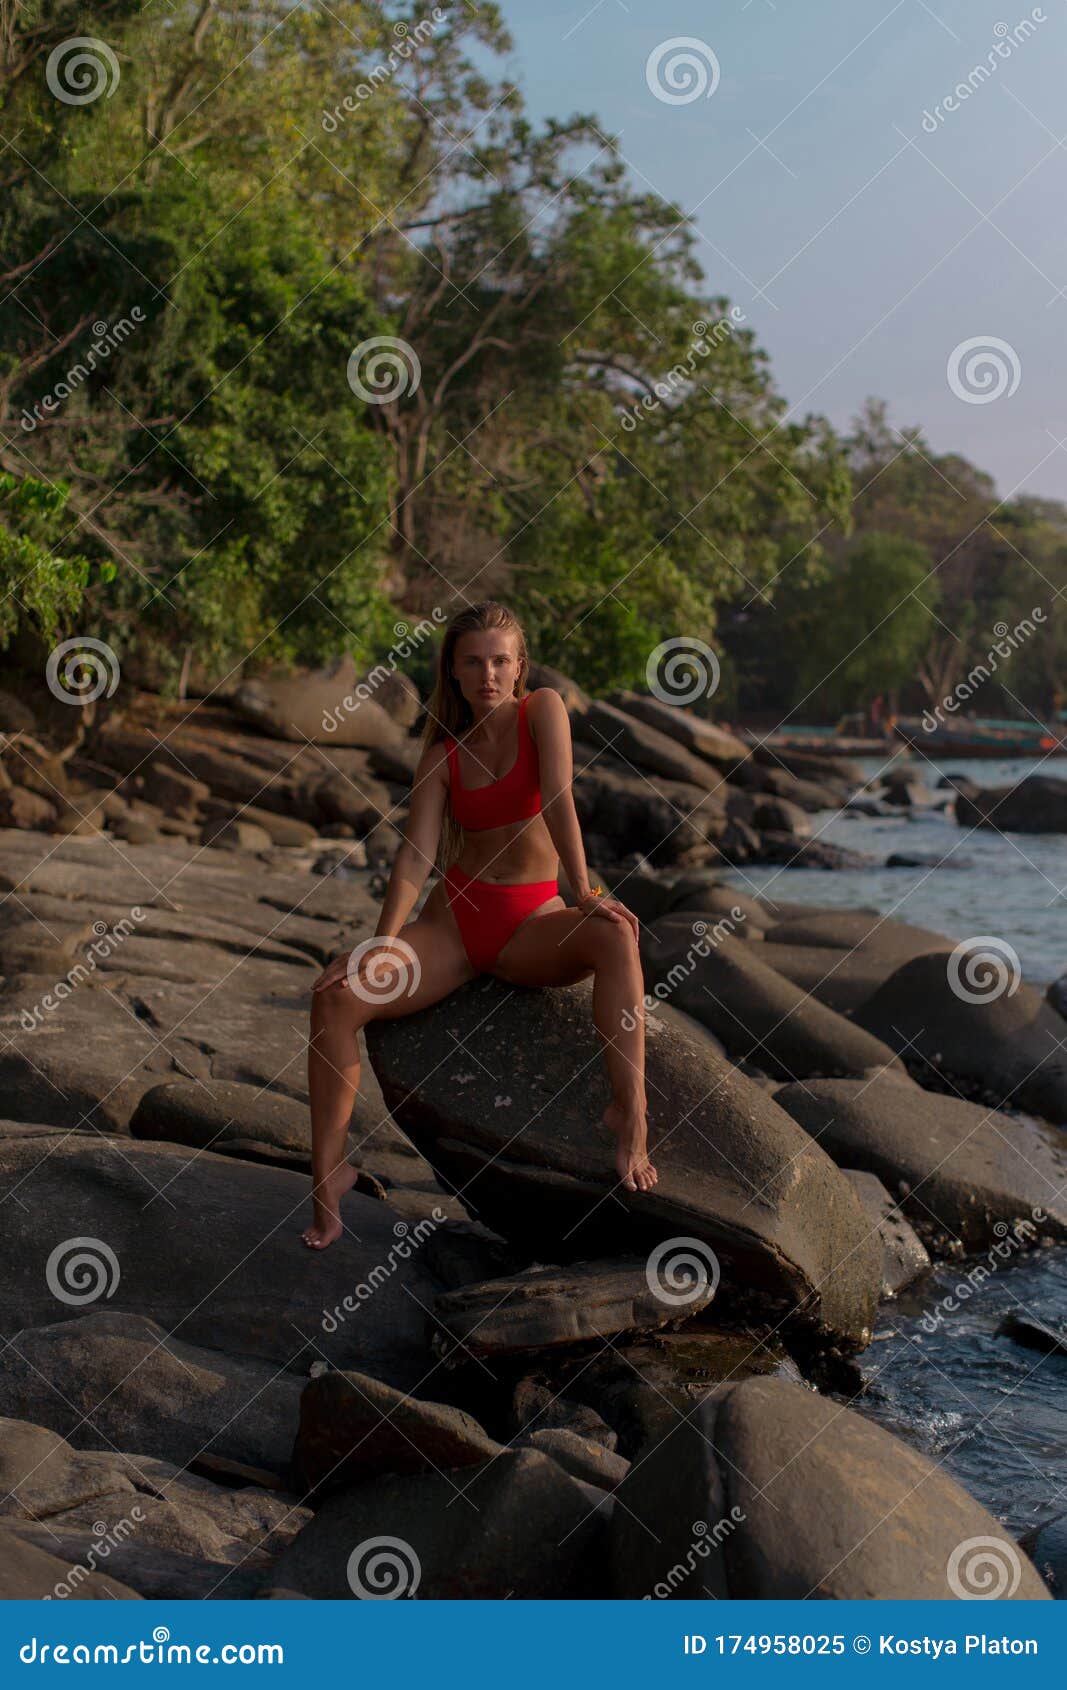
[367,979,883,1348]
[956,773,1067,833]
[289,1369,501,1500]
[775,1071,1067,1251]
[609,1376,1049,1599]
[855,951,1067,1121]
[261,1448,608,1599]
[640,922,903,1081]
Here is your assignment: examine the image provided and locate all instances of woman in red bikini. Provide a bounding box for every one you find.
[302,599,657,1249]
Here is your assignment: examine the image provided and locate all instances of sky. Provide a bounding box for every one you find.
[492,0,1067,504]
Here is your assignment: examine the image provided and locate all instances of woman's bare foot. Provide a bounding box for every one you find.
[301,1162,359,1249]
[603,1103,658,1193]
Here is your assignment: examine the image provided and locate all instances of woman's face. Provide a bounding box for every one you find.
[451,628,523,711]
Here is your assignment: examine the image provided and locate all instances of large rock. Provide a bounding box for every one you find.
[775,1072,1067,1251]
[641,921,902,1081]
[431,1257,717,1360]
[367,979,883,1347]
[290,1369,501,1500]
[0,1416,308,1600]
[841,1169,930,1295]
[581,698,725,787]
[0,1524,143,1599]
[261,1448,607,1599]
[956,774,1067,833]
[609,1376,1049,1599]
[0,1133,445,1388]
[607,691,749,768]
[856,952,1067,1122]
[231,658,418,752]
[0,1311,302,1475]
[573,764,730,865]
[762,910,952,961]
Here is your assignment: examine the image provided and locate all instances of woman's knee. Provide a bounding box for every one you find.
[310,979,370,1031]
[586,918,640,971]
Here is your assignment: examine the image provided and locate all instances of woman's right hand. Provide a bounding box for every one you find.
[310,951,355,993]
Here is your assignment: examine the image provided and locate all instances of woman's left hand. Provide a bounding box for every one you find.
[578,891,639,941]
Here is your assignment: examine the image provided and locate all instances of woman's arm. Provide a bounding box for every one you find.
[373,739,450,938]
[311,740,448,991]
[528,688,638,937]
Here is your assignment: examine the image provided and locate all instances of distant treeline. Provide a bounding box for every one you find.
[2,3,1063,720]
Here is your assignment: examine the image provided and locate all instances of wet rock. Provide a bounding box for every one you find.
[290,1369,501,1500]
[885,851,974,869]
[775,1072,1067,1251]
[367,979,883,1348]
[956,773,1067,833]
[1020,1514,1067,1597]
[756,835,874,869]
[998,1313,1067,1357]
[609,1375,1049,1599]
[841,1169,930,1295]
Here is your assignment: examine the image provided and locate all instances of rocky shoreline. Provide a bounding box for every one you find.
[0,670,1065,1600]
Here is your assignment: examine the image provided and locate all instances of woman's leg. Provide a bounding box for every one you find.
[303,886,476,1249]
[490,906,656,1192]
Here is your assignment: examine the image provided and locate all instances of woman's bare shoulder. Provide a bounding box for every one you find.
[525,685,569,727]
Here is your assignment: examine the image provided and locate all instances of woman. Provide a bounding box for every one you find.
[302,600,656,1251]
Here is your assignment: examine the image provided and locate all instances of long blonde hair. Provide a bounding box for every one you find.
[422,601,530,870]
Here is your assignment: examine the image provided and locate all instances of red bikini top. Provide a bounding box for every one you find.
[445,693,542,831]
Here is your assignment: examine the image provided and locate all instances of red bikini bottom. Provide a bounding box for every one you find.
[444,865,559,973]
